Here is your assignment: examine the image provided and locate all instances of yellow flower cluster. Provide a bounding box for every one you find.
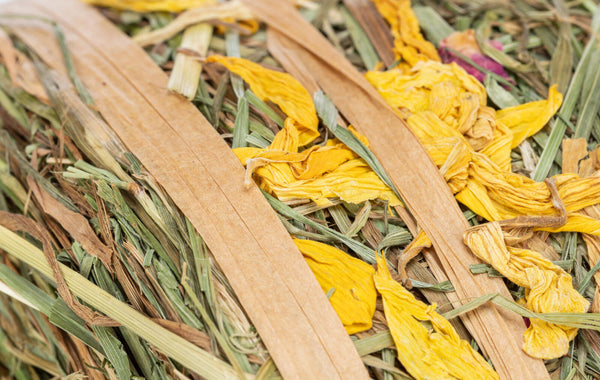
[208,55,401,206]
[366,62,561,171]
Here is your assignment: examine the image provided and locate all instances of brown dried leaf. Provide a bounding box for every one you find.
[27,177,113,270]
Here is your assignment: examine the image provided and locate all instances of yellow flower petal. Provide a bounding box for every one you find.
[370,0,440,66]
[207,56,319,146]
[374,254,500,379]
[233,117,401,206]
[266,159,402,206]
[464,222,589,359]
[293,239,376,334]
[523,319,572,360]
[496,85,563,149]
[82,0,215,12]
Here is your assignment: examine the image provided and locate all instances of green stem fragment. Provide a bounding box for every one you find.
[0,225,244,380]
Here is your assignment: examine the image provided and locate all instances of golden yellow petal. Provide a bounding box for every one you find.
[370,0,440,65]
[374,255,499,379]
[496,85,563,149]
[523,319,572,359]
[293,239,377,334]
[269,159,402,206]
[464,222,589,359]
[207,56,319,145]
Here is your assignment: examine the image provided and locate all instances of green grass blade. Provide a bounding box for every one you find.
[534,7,600,180]
[0,225,242,380]
[91,326,132,380]
[232,95,249,148]
[413,6,454,45]
[265,192,376,263]
[341,6,380,70]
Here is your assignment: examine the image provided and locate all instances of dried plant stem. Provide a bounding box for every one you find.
[168,23,213,99]
[0,225,243,380]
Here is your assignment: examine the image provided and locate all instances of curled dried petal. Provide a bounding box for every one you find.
[464,222,589,359]
[233,107,400,207]
[370,0,440,66]
[374,255,500,379]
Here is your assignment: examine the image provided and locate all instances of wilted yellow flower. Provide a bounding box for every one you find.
[405,110,600,231]
[293,239,376,334]
[370,0,440,68]
[464,222,589,359]
[207,55,319,146]
[81,0,215,12]
[366,61,561,171]
[374,254,500,379]
[365,61,506,167]
[208,56,401,206]
[234,121,401,206]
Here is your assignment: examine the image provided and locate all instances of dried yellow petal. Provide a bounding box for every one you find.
[293,239,376,334]
[401,102,600,237]
[234,121,401,206]
[464,222,589,359]
[207,55,319,146]
[266,159,401,206]
[374,255,500,379]
[81,0,215,12]
[496,85,563,148]
[370,0,440,67]
[366,62,562,171]
[366,61,503,165]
